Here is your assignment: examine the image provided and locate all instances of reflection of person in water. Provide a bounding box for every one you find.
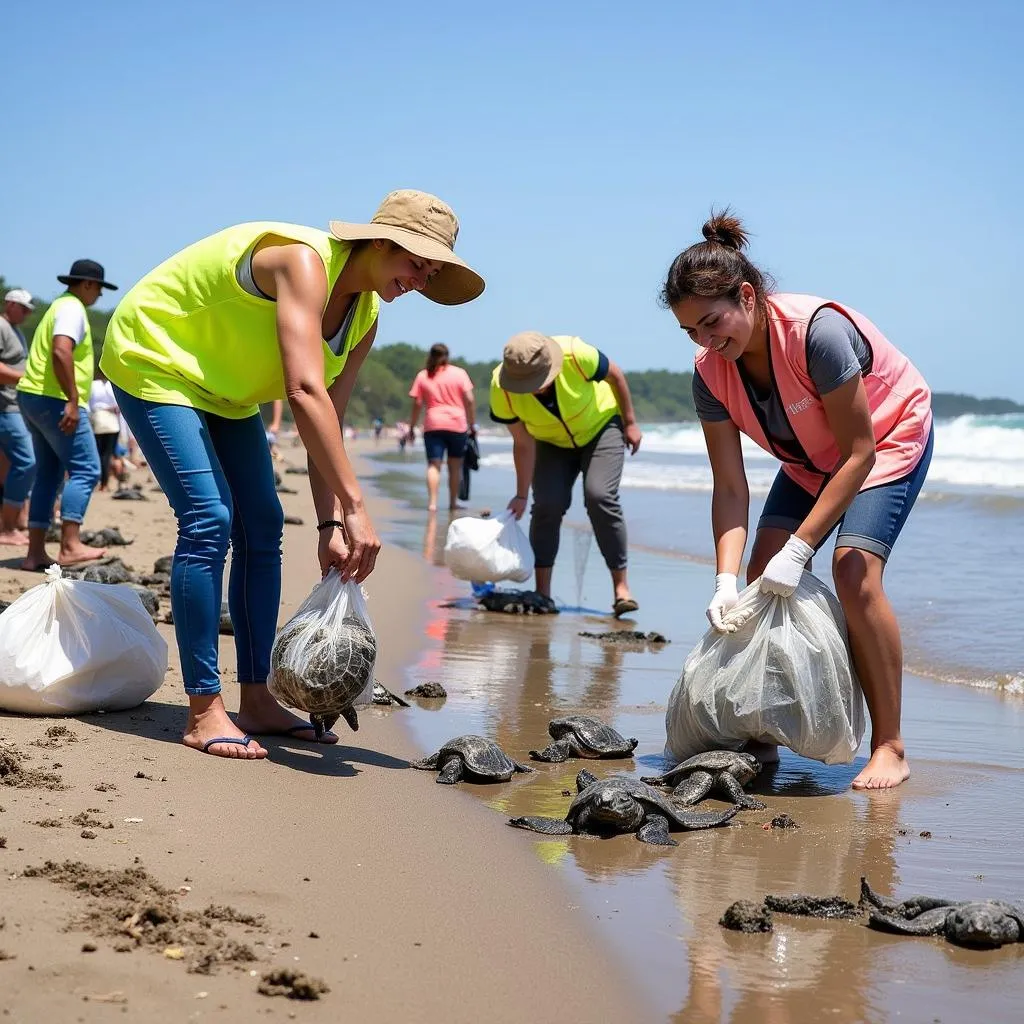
[671,790,902,1024]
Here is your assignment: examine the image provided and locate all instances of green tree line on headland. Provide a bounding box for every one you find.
[3,281,1022,424]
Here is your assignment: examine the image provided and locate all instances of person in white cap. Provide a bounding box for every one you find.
[101,190,484,760]
[0,289,36,544]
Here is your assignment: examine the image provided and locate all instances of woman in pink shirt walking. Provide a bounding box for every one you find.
[408,343,477,511]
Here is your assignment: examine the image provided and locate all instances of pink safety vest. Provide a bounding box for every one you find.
[696,293,933,495]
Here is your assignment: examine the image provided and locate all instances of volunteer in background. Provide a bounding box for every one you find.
[89,368,123,491]
[102,190,484,760]
[0,288,36,544]
[490,332,642,617]
[407,342,476,512]
[661,211,932,790]
[17,260,118,570]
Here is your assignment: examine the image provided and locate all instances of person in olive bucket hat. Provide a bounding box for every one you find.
[17,259,118,571]
[100,190,484,760]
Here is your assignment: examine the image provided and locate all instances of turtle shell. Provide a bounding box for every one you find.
[438,735,519,779]
[548,715,638,755]
[268,615,377,717]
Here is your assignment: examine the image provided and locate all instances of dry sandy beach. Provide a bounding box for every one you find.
[0,448,646,1023]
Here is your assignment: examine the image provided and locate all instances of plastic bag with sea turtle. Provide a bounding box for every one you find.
[665,572,866,766]
[267,569,377,737]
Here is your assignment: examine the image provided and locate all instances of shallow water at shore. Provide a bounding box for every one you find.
[369,452,1024,1023]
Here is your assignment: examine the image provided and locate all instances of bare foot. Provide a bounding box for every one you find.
[852,745,910,790]
[236,684,339,744]
[21,555,57,572]
[58,542,107,566]
[427,504,438,513]
[183,695,268,759]
[0,529,29,546]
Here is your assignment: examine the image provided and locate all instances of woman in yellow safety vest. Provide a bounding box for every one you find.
[102,191,483,760]
[490,331,642,617]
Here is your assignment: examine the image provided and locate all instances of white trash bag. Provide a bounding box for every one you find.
[0,565,168,715]
[665,572,865,766]
[444,511,534,583]
[268,570,377,734]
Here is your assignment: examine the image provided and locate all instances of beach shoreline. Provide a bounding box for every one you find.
[0,442,649,1023]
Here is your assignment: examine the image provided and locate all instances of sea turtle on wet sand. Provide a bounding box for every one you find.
[509,770,738,846]
[641,750,765,810]
[410,735,534,784]
[479,590,558,615]
[529,716,638,763]
[860,877,1024,948]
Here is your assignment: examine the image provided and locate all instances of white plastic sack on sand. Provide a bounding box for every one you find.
[268,570,378,717]
[443,511,534,583]
[0,565,168,715]
[665,572,865,765]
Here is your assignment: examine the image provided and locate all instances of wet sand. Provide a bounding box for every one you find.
[0,447,647,1021]
[376,445,1024,1024]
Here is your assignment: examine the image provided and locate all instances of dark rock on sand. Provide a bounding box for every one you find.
[112,485,148,501]
[283,515,304,526]
[404,682,448,699]
[276,485,298,494]
[284,466,309,475]
[578,630,669,645]
[770,813,799,829]
[720,900,773,933]
[764,894,860,919]
[153,555,174,575]
[141,572,170,588]
[124,584,160,618]
[258,968,329,1000]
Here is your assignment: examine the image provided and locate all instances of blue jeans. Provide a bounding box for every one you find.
[0,409,37,506]
[114,386,284,697]
[758,427,934,561]
[17,393,101,528]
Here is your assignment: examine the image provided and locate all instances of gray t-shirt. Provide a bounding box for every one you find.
[692,308,871,457]
[0,317,27,413]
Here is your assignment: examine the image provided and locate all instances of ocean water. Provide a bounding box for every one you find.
[380,412,1024,695]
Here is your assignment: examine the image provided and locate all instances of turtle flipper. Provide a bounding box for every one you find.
[636,814,678,846]
[310,713,340,739]
[669,805,739,831]
[714,772,766,809]
[672,769,714,806]
[409,752,441,771]
[860,877,952,918]
[576,769,600,792]
[512,761,535,774]
[508,816,574,835]
[860,877,902,913]
[339,706,359,732]
[436,757,464,785]
[529,740,571,762]
[868,907,950,936]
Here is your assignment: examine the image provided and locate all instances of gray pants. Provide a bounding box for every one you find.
[530,418,627,571]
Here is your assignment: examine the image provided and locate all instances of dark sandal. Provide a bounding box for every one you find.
[613,597,639,618]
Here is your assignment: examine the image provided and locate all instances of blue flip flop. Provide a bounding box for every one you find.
[201,734,254,754]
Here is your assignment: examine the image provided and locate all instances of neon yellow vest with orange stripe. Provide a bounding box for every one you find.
[101,222,378,419]
[490,336,620,448]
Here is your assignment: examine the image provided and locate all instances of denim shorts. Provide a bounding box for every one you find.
[423,429,468,462]
[757,426,934,561]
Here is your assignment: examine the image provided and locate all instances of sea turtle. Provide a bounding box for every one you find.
[509,770,738,846]
[80,527,133,547]
[112,485,147,501]
[479,590,558,615]
[641,750,765,809]
[861,877,1024,948]
[410,735,534,784]
[529,715,638,762]
[268,615,377,739]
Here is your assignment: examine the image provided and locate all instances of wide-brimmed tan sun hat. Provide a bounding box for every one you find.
[498,331,564,394]
[329,189,484,305]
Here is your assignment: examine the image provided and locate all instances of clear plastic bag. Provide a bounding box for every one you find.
[443,511,534,583]
[665,572,865,765]
[0,565,168,715]
[267,570,377,721]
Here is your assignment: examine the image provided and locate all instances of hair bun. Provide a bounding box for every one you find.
[701,210,749,252]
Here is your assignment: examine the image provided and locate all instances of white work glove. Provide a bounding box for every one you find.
[706,572,740,632]
[760,535,814,598]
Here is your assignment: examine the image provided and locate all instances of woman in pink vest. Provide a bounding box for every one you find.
[407,343,477,512]
[662,212,933,791]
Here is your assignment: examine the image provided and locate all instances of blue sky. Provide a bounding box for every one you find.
[3,1,1022,399]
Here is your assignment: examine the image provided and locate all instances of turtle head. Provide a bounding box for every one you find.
[585,785,646,833]
[948,905,1018,948]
